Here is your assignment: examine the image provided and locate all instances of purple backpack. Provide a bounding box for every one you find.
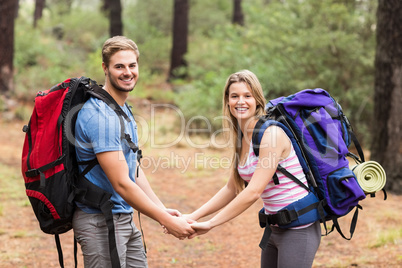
[253,88,366,250]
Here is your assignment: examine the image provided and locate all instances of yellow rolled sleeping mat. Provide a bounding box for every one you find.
[352,161,386,195]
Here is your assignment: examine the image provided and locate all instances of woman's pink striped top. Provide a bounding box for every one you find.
[237,133,312,228]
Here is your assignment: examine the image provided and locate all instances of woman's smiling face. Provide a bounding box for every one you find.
[227,82,257,122]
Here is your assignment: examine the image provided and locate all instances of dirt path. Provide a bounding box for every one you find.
[0,116,401,268]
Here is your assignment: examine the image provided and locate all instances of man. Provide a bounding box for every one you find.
[73,36,194,267]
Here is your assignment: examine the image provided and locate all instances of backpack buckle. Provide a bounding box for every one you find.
[276,209,292,225]
[274,209,297,226]
[22,125,29,133]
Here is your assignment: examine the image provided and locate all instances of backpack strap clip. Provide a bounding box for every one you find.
[259,208,298,226]
[257,209,298,251]
[25,155,66,188]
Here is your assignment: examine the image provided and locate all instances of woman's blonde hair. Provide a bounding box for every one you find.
[222,70,266,193]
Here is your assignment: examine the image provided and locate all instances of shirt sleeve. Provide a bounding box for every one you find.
[80,101,123,154]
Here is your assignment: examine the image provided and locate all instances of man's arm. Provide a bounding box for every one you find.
[135,166,166,210]
[96,150,194,239]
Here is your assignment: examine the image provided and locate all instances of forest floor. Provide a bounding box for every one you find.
[0,101,401,268]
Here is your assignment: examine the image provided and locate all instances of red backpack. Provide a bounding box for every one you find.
[21,77,140,268]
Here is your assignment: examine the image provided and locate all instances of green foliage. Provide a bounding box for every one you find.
[14,105,32,121]
[13,0,377,143]
[124,0,173,38]
[179,0,377,144]
[189,0,232,36]
[370,227,402,248]
[175,71,226,131]
[14,2,109,98]
[123,0,172,77]
[85,48,104,82]
[14,22,71,97]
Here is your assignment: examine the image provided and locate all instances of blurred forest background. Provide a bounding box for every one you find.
[0,0,401,190]
[0,1,402,267]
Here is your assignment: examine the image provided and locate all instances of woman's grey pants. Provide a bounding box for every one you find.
[261,221,321,268]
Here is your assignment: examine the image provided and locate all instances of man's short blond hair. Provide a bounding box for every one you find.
[102,36,140,67]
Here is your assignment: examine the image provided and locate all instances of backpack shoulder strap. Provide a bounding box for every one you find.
[251,117,272,157]
[251,116,291,157]
[86,82,131,121]
[251,117,310,192]
[86,82,140,154]
[251,117,280,185]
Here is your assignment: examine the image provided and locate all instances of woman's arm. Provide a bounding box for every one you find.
[190,126,290,237]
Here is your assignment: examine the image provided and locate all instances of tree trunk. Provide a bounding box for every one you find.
[33,0,45,28]
[169,0,189,80]
[101,0,111,13]
[0,0,18,94]
[371,0,402,194]
[232,0,244,26]
[109,0,123,37]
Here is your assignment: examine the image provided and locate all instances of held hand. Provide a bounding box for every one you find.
[161,215,196,235]
[161,209,183,235]
[161,225,168,234]
[163,216,195,240]
[166,208,182,217]
[182,214,197,224]
[188,221,212,239]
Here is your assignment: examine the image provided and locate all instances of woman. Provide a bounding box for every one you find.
[186,70,321,268]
